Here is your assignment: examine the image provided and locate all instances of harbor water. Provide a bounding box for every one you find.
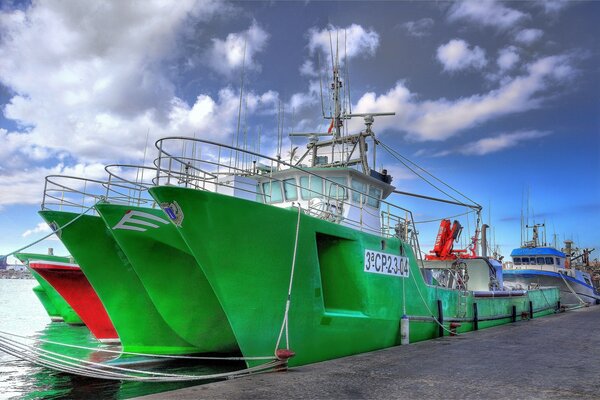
[0,279,239,399]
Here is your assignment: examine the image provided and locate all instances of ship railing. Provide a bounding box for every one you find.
[153,137,423,248]
[103,164,167,208]
[41,174,151,214]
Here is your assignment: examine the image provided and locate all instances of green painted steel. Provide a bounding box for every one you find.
[32,284,60,320]
[15,253,83,324]
[149,186,559,368]
[38,210,202,355]
[95,202,238,353]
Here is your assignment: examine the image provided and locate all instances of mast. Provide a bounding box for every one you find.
[290,31,394,171]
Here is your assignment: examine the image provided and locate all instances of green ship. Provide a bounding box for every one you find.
[38,207,200,355]
[15,252,83,325]
[145,64,559,368]
[94,202,238,353]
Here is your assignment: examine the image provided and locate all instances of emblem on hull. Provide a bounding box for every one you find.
[112,210,170,232]
[49,221,62,238]
[160,201,184,227]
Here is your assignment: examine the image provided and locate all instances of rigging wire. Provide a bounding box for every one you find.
[378,141,480,210]
[414,210,475,225]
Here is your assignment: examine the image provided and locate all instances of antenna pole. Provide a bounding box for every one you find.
[318,53,325,117]
[234,39,247,171]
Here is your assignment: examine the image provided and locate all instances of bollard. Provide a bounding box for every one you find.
[511,305,517,323]
[437,300,444,338]
[529,301,534,320]
[473,302,479,331]
[400,315,410,345]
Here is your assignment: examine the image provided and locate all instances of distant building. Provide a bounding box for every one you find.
[0,256,7,270]
[8,263,27,271]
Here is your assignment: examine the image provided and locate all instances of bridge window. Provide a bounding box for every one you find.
[351,179,367,204]
[544,257,554,265]
[555,258,560,265]
[325,177,347,199]
[530,258,536,265]
[367,186,382,208]
[536,257,545,265]
[262,181,283,203]
[283,178,298,201]
[514,257,522,265]
[300,176,323,199]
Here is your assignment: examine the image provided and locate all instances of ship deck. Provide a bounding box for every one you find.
[135,306,600,399]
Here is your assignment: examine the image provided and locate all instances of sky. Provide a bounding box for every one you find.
[0,0,599,263]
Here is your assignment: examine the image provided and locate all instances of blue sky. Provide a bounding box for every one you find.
[0,0,598,262]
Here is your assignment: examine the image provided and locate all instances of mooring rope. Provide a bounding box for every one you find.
[0,333,283,382]
[274,205,302,353]
[1,201,100,259]
[408,260,461,336]
[0,330,274,362]
[557,271,587,305]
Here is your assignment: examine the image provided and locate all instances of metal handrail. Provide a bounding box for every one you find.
[153,137,423,257]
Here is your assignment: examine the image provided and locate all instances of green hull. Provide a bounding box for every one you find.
[95,203,238,353]
[38,210,200,354]
[32,284,60,320]
[15,253,83,324]
[149,186,559,367]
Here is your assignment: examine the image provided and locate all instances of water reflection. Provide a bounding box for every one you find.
[0,281,242,399]
[8,322,243,399]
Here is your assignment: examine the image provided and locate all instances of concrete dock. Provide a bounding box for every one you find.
[138,306,600,399]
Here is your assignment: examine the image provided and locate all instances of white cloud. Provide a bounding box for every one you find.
[497,46,520,72]
[403,18,434,37]
[460,130,551,155]
[447,0,529,31]
[308,24,379,60]
[436,39,487,72]
[287,80,322,112]
[299,59,317,77]
[205,21,269,76]
[0,1,280,182]
[169,87,278,136]
[22,222,51,238]
[0,162,107,208]
[536,0,570,14]
[0,1,231,166]
[349,55,575,141]
[515,28,544,45]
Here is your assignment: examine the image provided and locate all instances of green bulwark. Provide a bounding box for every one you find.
[38,210,201,355]
[15,252,83,325]
[95,203,238,353]
[149,186,559,368]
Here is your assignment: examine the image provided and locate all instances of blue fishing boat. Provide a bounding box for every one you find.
[503,225,600,306]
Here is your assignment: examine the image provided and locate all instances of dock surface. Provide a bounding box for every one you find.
[137,306,600,399]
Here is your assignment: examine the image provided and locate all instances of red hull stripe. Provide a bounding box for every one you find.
[29,261,119,342]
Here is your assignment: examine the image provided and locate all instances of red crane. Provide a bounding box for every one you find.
[425,219,479,260]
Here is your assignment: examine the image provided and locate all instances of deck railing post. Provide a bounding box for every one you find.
[437,300,444,337]
[156,140,163,185]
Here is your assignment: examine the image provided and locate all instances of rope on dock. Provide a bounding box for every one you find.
[0,331,283,382]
